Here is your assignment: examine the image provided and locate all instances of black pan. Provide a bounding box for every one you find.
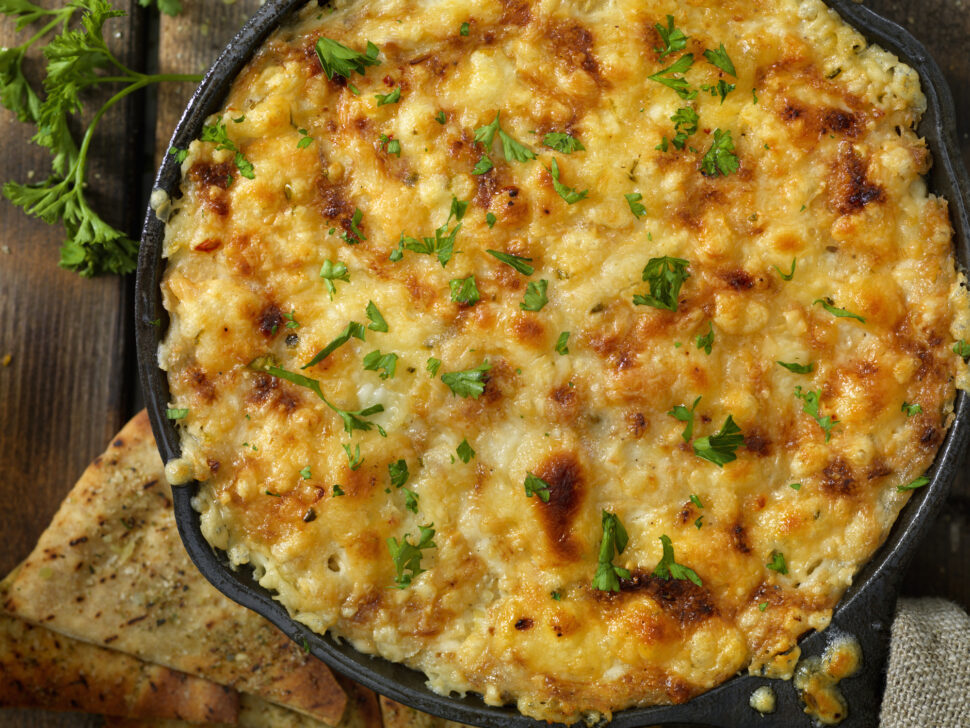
[135,2,970,725]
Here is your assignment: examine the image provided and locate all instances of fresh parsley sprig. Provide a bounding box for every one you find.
[653,15,687,60]
[693,415,744,466]
[794,385,839,441]
[1,0,201,276]
[653,534,702,586]
[315,36,380,81]
[441,361,491,399]
[648,53,696,100]
[592,510,631,592]
[700,129,739,177]
[633,256,690,311]
[387,523,435,589]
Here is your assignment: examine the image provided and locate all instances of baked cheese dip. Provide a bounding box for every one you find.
[159,0,970,721]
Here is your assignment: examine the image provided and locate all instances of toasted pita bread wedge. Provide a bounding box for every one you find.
[2,411,346,725]
[0,611,237,723]
[377,696,473,728]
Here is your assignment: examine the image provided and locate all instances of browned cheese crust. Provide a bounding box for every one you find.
[157,0,970,722]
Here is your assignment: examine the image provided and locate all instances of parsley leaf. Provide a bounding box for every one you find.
[653,534,702,586]
[472,155,493,174]
[524,472,551,502]
[200,122,255,179]
[668,395,700,442]
[340,207,366,244]
[774,257,797,281]
[343,442,363,470]
[302,322,366,368]
[703,79,735,104]
[300,466,312,480]
[366,301,388,332]
[387,523,435,589]
[379,134,401,156]
[690,494,703,508]
[542,132,585,154]
[402,488,419,513]
[555,331,570,355]
[166,407,188,420]
[901,401,922,417]
[473,113,500,146]
[897,476,930,492]
[474,111,534,161]
[794,385,840,441]
[592,510,631,592]
[449,275,480,305]
[247,356,384,435]
[703,43,736,76]
[670,106,698,150]
[426,357,442,377]
[653,15,687,60]
[456,439,475,463]
[400,196,466,267]
[362,350,398,379]
[168,146,188,163]
[389,459,409,488]
[487,249,534,275]
[332,484,345,496]
[297,128,313,149]
[459,21,470,36]
[648,53,696,100]
[374,86,400,105]
[700,128,739,177]
[547,158,588,204]
[521,279,549,311]
[315,37,380,80]
[954,340,970,361]
[485,212,497,228]
[693,415,744,466]
[633,256,690,311]
[435,110,446,124]
[814,298,865,323]
[625,192,647,218]
[319,259,349,299]
[766,551,788,574]
[441,361,490,398]
[776,360,814,374]
[696,322,714,354]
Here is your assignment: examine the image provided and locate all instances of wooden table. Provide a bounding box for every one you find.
[1,1,967,725]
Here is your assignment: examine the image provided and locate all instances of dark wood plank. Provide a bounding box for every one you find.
[0,1,143,726]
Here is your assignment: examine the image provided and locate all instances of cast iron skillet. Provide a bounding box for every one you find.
[136,2,970,725]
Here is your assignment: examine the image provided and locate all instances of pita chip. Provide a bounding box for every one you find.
[2,411,346,725]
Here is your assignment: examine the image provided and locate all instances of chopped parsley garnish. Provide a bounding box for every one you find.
[472,155,493,175]
[300,466,312,480]
[696,322,714,354]
[547,158,587,204]
[315,37,380,80]
[633,256,690,311]
[248,356,384,435]
[297,128,314,149]
[898,476,930,492]
[759,601,769,612]
[551,591,562,601]
[332,484,345,496]
[543,132,585,154]
[794,385,839,442]
[814,298,866,323]
[669,106,698,150]
[648,54,696,100]
[703,43,736,76]
[774,258,797,280]
[473,111,535,162]
[319,260,350,299]
[450,276,480,305]
[625,192,647,218]
[695,516,703,529]
[776,360,814,374]
[700,128,739,177]
[265,490,281,497]
[341,208,366,244]
[693,415,744,466]
[426,357,442,377]
[283,310,300,329]
[954,339,970,360]
[379,134,401,156]
[459,21,470,36]
[703,79,735,103]
[388,524,435,589]
[389,459,409,488]
[524,472,551,502]
[441,361,491,398]
[366,301,389,332]
[487,249,534,276]
[668,395,701,442]
[398,196,466,267]
[790,482,802,490]
[766,551,788,574]
[343,443,363,470]
[555,331,570,355]
[653,534,702,586]
[166,407,188,420]
[690,494,703,509]
[901,401,922,417]
[485,212,497,228]
[362,350,398,379]
[302,322,366,368]
[653,15,687,60]
[521,279,549,312]
[592,511,631,592]
[169,146,188,163]
[402,488,419,513]
[456,438,475,463]
[200,122,255,179]
[435,110,446,124]
[374,86,400,106]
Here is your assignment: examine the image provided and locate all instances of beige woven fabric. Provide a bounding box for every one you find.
[879,598,970,727]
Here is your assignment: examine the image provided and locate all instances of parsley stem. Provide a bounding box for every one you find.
[20,13,72,51]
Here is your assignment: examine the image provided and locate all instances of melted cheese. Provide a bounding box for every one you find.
[158,0,969,722]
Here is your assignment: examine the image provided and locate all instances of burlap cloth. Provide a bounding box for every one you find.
[879,598,970,727]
